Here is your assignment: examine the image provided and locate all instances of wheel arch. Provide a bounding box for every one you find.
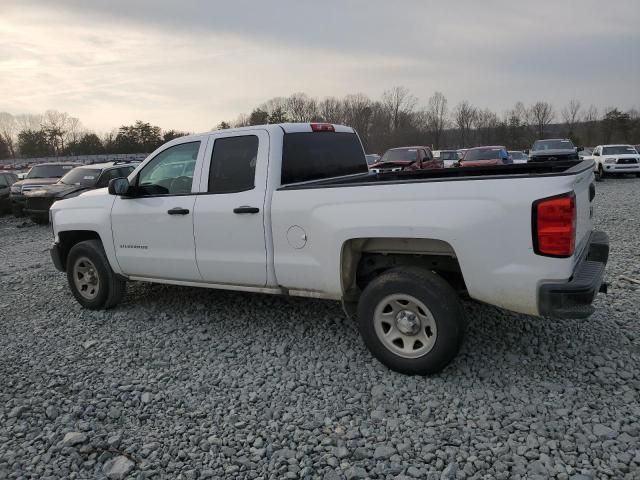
[340,237,467,318]
[57,230,103,272]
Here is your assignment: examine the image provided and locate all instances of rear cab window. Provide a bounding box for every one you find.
[281,132,367,185]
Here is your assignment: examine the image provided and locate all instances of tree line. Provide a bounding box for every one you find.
[2,88,638,159]
[0,111,188,160]
[217,88,640,153]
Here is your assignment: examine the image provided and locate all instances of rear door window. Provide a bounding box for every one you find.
[208,135,258,194]
[282,132,367,185]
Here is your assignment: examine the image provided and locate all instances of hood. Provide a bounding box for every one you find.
[530,148,576,156]
[23,182,89,198]
[370,160,413,169]
[14,177,61,187]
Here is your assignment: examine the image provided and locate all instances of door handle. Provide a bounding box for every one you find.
[233,206,260,214]
[167,207,190,215]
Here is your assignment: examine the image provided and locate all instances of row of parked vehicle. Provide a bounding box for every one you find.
[364,139,640,179]
[2,161,139,223]
[2,136,639,226]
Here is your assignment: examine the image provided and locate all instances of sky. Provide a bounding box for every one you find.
[1,0,639,133]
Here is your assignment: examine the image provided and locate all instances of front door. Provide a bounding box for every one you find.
[111,139,206,281]
[193,130,269,287]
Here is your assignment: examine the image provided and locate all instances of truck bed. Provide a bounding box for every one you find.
[279,159,592,190]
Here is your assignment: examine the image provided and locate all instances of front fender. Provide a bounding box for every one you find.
[51,190,122,275]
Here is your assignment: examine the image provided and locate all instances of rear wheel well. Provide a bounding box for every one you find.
[341,238,466,315]
[57,230,102,271]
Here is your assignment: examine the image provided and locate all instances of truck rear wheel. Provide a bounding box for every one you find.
[66,240,126,310]
[357,268,464,375]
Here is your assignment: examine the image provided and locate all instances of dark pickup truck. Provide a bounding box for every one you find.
[529,139,581,162]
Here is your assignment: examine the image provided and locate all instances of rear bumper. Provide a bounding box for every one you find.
[538,231,609,319]
[50,242,65,272]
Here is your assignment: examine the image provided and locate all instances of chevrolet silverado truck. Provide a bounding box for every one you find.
[529,139,581,163]
[49,123,609,374]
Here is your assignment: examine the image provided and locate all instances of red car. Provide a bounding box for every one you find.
[370,146,443,173]
[459,146,512,167]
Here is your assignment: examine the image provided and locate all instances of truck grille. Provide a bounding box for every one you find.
[25,197,55,211]
[617,158,638,164]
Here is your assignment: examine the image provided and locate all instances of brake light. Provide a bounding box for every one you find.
[533,192,576,257]
[310,123,335,132]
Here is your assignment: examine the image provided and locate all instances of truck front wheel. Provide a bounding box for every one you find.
[66,240,126,310]
[357,268,464,375]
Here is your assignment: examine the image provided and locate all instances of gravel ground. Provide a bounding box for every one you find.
[1,177,639,480]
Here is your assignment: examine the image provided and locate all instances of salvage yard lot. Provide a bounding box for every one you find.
[1,178,639,479]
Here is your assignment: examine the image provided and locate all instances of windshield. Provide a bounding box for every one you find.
[509,151,528,160]
[440,151,459,160]
[532,139,575,151]
[26,164,77,179]
[463,148,504,161]
[602,146,638,155]
[60,168,101,186]
[380,149,417,163]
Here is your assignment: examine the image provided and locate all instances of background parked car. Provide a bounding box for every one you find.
[508,150,529,164]
[365,154,381,167]
[433,150,462,168]
[24,161,139,223]
[528,138,581,162]
[588,144,640,180]
[369,146,443,173]
[10,162,81,216]
[459,146,512,167]
[0,171,19,214]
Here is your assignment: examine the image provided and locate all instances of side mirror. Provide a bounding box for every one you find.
[577,146,584,152]
[108,177,132,196]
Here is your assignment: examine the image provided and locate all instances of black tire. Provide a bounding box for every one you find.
[596,165,604,181]
[357,267,465,375]
[636,173,640,178]
[66,239,126,310]
[12,206,24,217]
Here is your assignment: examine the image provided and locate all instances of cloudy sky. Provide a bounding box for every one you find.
[1,0,638,133]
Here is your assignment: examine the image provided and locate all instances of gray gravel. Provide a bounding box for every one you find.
[1,177,639,479]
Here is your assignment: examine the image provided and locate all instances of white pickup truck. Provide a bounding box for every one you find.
[49,123,609,374]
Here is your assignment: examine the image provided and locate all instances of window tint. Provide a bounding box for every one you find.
[96,168,126,188]
[208,135,258,194]
[0,175,8,187]
[282,132,367,185]
[137,142,200,195]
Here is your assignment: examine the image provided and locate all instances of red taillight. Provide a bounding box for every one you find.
[310,123,335,132]
[533,192,576,257]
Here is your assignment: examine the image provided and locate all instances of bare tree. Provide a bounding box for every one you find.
[452,100,477,147]
[318,97,344,124]
[342,94,373,146]
[15,113,43,132]
[561,99,582,139]
[65,116,83,146]
[0,112,17,158]
[285,93,317,122]
[528,101,554,139]
[426,91,448,148]
[382,86,417,133]
[582,105,599,146]
[42,109,70,155]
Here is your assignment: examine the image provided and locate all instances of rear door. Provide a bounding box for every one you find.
[193,130,269,286]
[111,140,206,281]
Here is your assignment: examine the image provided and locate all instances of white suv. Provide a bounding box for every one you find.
[590,144,640,180]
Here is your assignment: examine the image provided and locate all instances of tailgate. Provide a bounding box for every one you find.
[573,168,595,264]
